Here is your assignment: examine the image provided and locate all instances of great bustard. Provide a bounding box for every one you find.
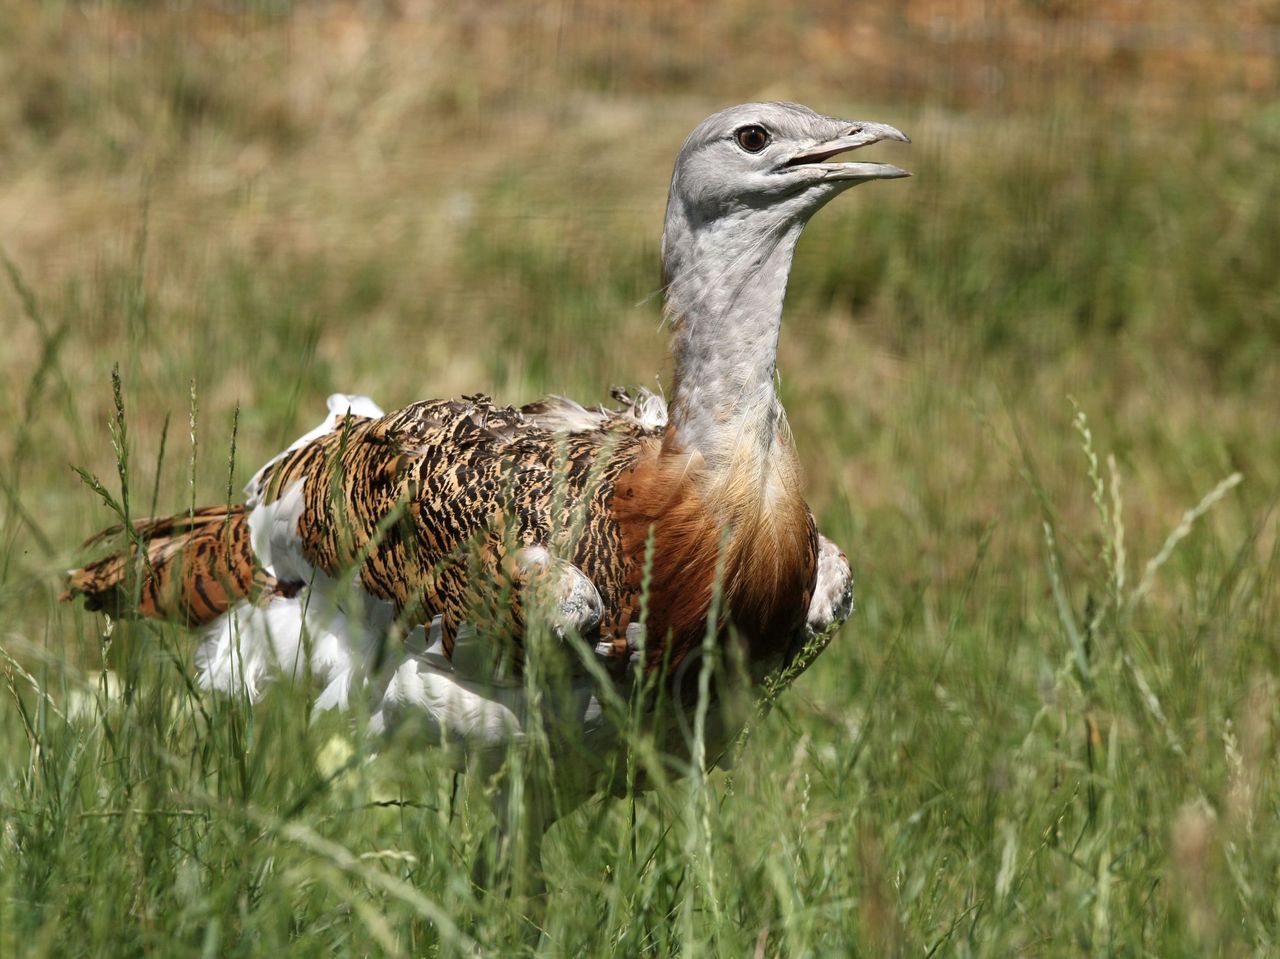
[66,100,908,875]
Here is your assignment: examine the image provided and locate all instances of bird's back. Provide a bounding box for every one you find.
[248,393,651,664]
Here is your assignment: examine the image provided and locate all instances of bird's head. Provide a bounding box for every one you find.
[664,101,909,243]
[658,103,910,460]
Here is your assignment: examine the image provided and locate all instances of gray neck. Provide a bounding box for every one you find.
[662,210,805,469]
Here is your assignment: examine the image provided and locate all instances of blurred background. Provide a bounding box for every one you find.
[1,2,1279,952]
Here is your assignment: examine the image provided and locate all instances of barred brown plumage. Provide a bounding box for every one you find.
[63,505,280,626]
[250,394,650,667]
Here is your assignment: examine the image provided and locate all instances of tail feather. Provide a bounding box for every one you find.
[64,505,282,626]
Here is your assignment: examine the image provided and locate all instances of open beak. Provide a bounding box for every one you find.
[782,120,911,181]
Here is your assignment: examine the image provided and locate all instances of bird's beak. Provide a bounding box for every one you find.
[781,120,911,181]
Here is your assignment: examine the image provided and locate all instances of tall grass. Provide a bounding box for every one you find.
[2,3,1279,956]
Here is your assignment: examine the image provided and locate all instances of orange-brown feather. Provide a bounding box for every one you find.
[63,505,280,626]
[614,430,817,675]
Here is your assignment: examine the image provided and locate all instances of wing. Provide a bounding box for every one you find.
[247,394,644,659]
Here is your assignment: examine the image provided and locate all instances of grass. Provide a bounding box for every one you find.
[2,2,1279,955]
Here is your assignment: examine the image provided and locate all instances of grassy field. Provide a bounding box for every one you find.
[2,2,1279,955]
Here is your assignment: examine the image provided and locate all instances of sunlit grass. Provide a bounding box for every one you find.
[2,3,1279,956]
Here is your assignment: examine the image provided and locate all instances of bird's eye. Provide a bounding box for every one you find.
[734,125,770,153]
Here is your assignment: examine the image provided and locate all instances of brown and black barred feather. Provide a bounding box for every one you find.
[250,392,816,675]
[68,388,817,680]
[62,505,282,626]
[250,396,648,663]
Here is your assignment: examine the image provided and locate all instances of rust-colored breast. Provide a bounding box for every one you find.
[611,440,818,676]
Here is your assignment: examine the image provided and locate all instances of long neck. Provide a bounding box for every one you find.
[662,212,806,472]
[613,207,816,675]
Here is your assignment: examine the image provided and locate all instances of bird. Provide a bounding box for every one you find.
[65,100,908,879]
